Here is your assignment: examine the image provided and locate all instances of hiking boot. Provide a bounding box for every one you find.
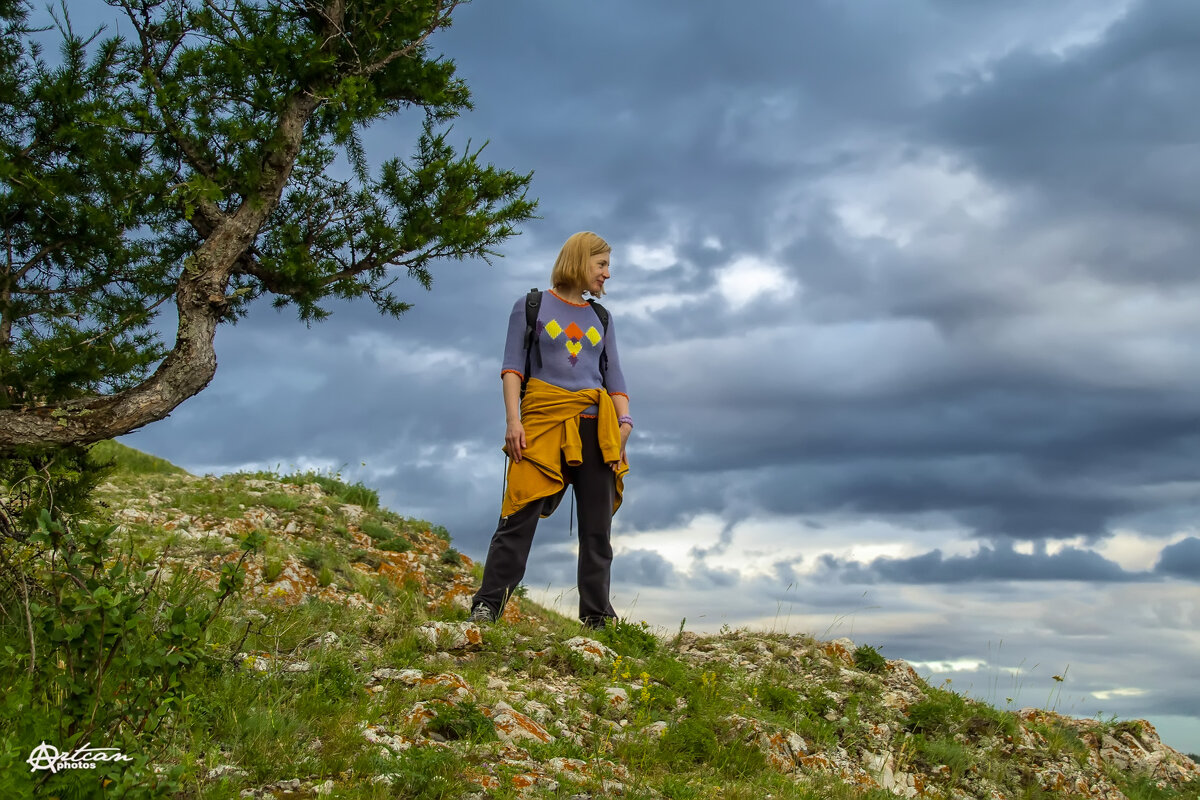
[581,616,613,631]
[469,603,496,624]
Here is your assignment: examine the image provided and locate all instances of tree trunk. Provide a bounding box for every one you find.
[0,253,223,446]
[0,96,317,448]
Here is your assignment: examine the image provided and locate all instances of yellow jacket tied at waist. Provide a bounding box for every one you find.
[502,378,628,518]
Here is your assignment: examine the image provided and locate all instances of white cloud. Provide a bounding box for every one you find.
[907,658,989,673]
[826,151,1011,249]
[627,241,678,272]
[1092,687,1150,701]
[715,255,799,309]
[1098,530,1197,573]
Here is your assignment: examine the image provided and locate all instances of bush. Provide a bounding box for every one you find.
[905,686,1016,740]
[1,445,109,534]
[379,537,413,553]
[0,506,263,797]
[659,716,719,765]
[853,644,887,674]
[597,618,660,658]
[425,701,497,742]
[361,519,394,541]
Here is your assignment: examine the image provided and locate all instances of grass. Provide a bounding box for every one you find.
[89,439,188,476]
[7,450,1199,800]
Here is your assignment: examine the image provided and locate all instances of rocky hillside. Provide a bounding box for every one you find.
[68,450,1200,798]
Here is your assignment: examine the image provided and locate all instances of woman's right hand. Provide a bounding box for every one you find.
[506,420,527,463]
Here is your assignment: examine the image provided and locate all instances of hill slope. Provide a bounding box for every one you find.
[15,447,1200,798]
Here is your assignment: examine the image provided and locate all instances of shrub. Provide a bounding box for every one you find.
[597,618,660,658]
[853,644,887,674]
[360,519,394,541]
[757,681,803,715]
[0,508,264,797]
[425,701,497,742]
[659,717,719,765]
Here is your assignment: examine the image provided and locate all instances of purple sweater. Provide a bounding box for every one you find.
[501,290,628,415]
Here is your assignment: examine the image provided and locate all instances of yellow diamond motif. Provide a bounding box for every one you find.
[566,340,583,357]
[545,320,563,339]
[585,326,602,346]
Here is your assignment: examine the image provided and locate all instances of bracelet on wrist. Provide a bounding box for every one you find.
[618,415,634,429]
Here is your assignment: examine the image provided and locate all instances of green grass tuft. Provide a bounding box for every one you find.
[89,439,187,475]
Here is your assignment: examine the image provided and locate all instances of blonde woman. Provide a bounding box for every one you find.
[470,232,632,629]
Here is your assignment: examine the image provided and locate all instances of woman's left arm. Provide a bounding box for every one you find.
[603,312,632,471]
[611,393,631,471]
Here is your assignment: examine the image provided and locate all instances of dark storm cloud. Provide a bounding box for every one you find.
[818,542,1147,585]
[929,0,1200,201]
[1155,537,1200,579]
[613,549,679,589]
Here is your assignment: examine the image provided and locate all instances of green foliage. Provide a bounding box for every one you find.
[8,451,1192,799]
[280,470,379,509]
[908,732,975,779]
[0,0,536,446]
[361,519,394,541]
[0,444,110,531]
[382,745,472,800]
[904,685,1015,740]
[0,0,176,407]
[439,546,462,565]
[379,536,412,553]
[1027,718,1090,765]
[0,506,262,797]
[425,701,497,743]
[1117,774,1199,800]
[756,681,803,715]
[853,644,887,674]
[258,492,299,512]
[658,716,719,765]
[297,542,353,587]
[597,618,660,658]
[88,440,187,476]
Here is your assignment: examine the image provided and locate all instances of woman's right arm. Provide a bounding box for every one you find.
[502,371,526,462]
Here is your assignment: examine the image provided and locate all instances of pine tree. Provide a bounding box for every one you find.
[0,0,534,446]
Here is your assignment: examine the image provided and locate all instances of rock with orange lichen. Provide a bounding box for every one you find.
[487,701,556,746]
[725,714,810,774]
[417,621,484,650]
[563,636,617,664]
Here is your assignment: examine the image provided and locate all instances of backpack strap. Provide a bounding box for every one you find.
[587,298,610,390]
[521,288,542,399]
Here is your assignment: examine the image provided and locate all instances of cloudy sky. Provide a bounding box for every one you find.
[98,0,1200,753]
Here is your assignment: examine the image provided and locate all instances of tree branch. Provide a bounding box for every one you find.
[0,86,322,445]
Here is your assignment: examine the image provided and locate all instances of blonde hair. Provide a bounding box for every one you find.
[551,231,611,297]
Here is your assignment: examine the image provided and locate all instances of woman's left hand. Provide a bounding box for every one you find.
[610,422,632,473]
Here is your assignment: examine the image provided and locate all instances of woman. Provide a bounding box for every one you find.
[470,231,633,629]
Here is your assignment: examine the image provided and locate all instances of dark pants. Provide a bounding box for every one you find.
[472,418,618,625]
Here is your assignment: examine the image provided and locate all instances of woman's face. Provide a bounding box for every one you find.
[586,251,611,295]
